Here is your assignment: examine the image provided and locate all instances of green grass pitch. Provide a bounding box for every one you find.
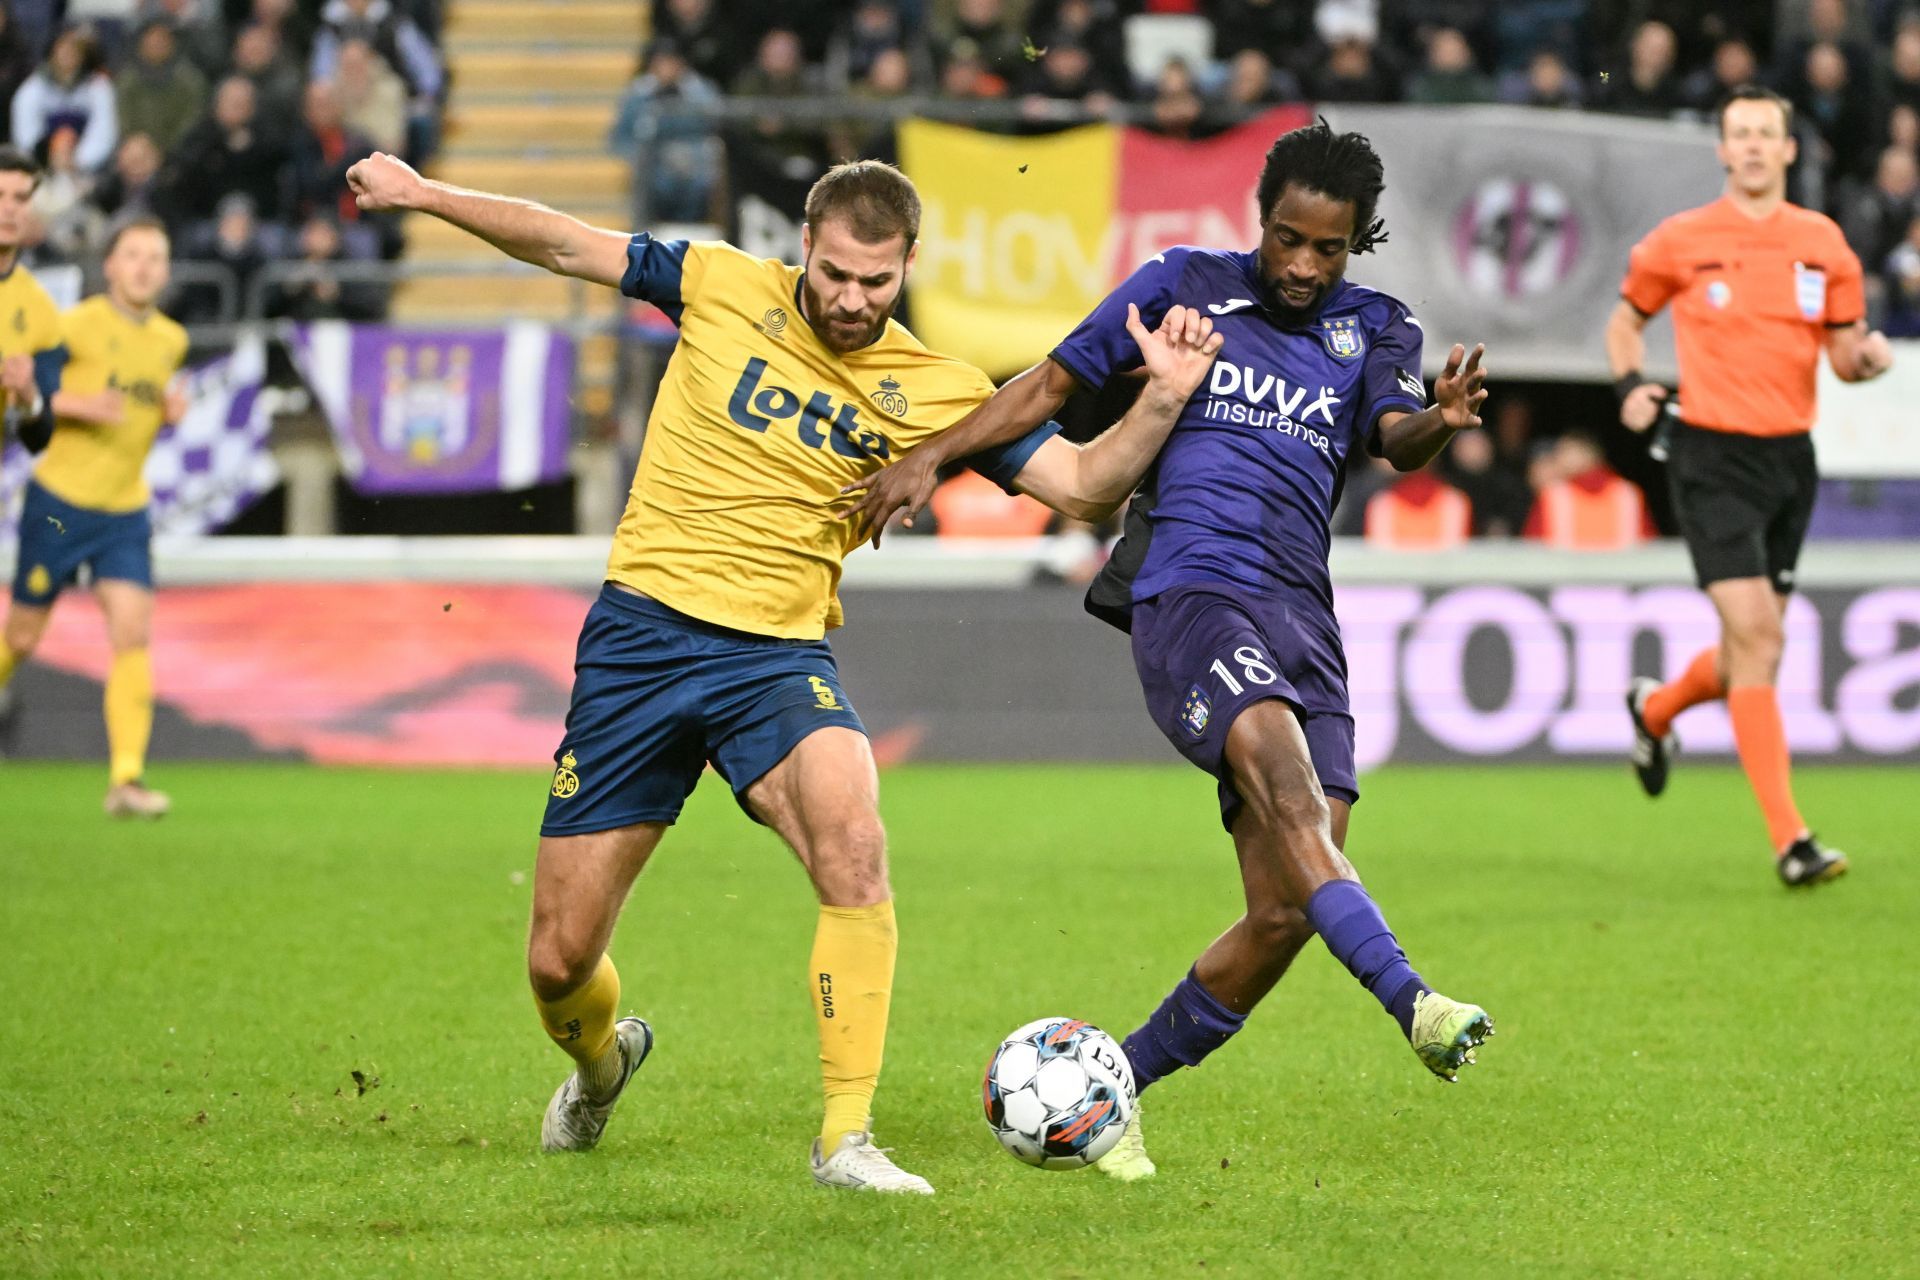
[3,761,1916,1277]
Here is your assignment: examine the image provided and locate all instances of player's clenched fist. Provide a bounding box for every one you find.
[0,352,33,401]
[1618,380,1667,432]
[347,152,426,212]
[1125,304,1226,400]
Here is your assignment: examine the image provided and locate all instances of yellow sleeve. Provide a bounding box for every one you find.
[623,236,728,320]
[901,359,996,444]
[679,239,724,305]
[56,302,85,348]
[30,289,61,353]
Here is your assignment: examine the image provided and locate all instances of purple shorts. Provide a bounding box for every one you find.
[1131,584,1357,832]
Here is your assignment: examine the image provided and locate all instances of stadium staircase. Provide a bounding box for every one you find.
[395,0,645,417]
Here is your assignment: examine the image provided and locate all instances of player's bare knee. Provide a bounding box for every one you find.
[108,623,150,653]
[525,932,598,1002]
[811,816,890,906]
[1724,618,1784,682]
[1246,900,1312,953]
[4,615,44,658]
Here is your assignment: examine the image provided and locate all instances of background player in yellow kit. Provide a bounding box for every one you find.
[0,149,64,451]
[346,150,1224,1193]
[2,216,190,818]
[0,145,68,727]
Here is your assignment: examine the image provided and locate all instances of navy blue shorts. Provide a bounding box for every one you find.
[1131,584,1357,832]
[10,480,153,606]
[540,585,867,837]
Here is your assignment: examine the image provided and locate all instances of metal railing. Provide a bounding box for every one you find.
[170,257,615,342]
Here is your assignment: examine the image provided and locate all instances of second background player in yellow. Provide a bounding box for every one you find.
[3,214,189,817]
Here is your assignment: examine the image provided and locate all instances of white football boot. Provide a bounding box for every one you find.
[540,1016,652,1153]
[1409,992,1494,1082]
[810,1130,934,1194]
[104,781,171,819]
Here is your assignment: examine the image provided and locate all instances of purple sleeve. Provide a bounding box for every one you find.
[1362,306,1426,430]
[1047,252,1181,389]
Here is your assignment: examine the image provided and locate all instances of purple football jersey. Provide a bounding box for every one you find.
[1054,246,1426,628]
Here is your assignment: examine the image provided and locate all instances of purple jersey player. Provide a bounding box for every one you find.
[847,120,1494,1178]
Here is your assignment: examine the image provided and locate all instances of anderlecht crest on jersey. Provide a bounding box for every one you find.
[1181,684,1211,737]
[870,375,908,416]
[1320,315,1364,360]
[551,750,580,798]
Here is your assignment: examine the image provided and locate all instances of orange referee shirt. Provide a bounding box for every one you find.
[1620,196,1865,437]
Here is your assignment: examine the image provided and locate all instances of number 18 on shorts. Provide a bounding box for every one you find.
[1130,586,1360,830]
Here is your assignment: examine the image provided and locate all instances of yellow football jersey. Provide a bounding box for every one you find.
[33,296,190,513]
[612,236,1055,639]
[0,259,63,371]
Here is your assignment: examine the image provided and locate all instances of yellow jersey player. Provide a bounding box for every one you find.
[346,150,1225,1192]
[0,150,70,730]
[0,146,68,727]
[3,215,190,818]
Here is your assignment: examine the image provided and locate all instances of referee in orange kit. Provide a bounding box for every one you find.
[1606,85,1894,886]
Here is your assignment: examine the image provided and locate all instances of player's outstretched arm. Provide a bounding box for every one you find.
[1825,321,1894,382]
[1373,342,1487,472]
[840,356,1078,544]
[1010,305,1222,522]
[346,151,631,289]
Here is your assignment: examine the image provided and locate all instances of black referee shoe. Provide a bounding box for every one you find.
[1625,677,1674,797]
[1777,835,1848,888]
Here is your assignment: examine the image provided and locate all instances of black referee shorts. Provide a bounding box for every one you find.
[1665,422,1818,595]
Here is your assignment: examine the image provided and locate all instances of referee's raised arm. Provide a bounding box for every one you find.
[345,151,633,290]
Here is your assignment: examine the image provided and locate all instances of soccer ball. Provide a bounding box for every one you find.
[982,1016,1136,1169]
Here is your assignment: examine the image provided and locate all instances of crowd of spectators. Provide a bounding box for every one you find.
[612,0,1918,544]
[3,0,444,322]
[618,0,1920,328]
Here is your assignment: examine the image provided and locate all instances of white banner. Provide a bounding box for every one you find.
[1813,343,1920,477]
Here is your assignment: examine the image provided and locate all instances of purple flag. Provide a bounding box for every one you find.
[291,321,574,495]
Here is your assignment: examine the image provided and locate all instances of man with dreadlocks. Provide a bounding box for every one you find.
[844,120,1494,1178]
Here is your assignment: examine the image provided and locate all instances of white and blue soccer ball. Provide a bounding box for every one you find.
[982,1016,1136,1169]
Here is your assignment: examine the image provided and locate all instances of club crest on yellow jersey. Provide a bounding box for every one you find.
[551,750,581,798]
[870,375,909,416]
[727,357,894,460]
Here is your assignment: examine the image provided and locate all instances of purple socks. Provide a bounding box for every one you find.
[1304,878,1427,1035]
[1120,968,1247,1094]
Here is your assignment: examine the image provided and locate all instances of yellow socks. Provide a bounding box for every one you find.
[105,649,154,786]
[811,900,898,1151]
[534,953,625,1097]
[0,645,16,690]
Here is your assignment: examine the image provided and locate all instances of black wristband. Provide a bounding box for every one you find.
[18,398,54,453]
[1613,372,1652,406]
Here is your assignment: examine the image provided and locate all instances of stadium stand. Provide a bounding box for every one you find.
[6,0,1920,537]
